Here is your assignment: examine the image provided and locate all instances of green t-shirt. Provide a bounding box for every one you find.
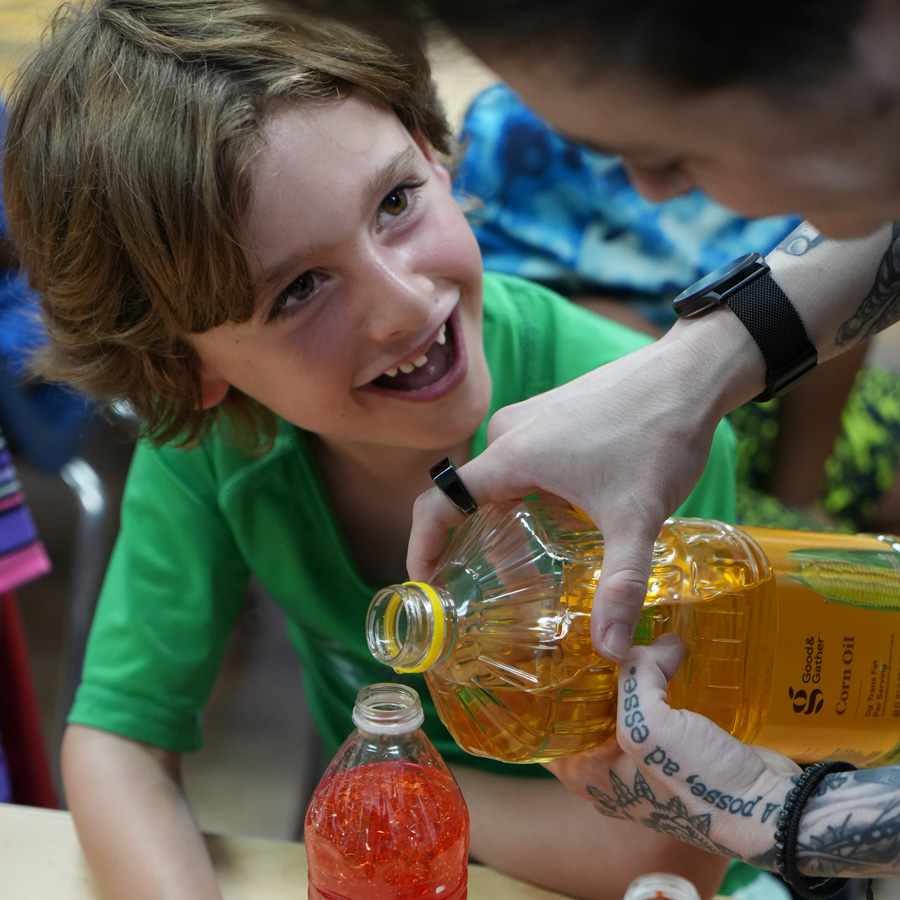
[70,272,737,773]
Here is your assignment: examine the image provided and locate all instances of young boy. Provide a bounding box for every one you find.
[3,2,743,898]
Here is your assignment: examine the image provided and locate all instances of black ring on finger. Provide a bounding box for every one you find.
[429,457,478,516]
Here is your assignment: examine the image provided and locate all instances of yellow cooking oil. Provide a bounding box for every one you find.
[367,501,900,766]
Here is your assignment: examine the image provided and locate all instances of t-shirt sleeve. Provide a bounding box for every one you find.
[68,440,251,752]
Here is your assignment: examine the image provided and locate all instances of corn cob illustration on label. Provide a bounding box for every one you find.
[787,548,900,609]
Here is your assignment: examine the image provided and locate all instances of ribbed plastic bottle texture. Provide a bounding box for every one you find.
[304,683,469,900]
[367,500,900,767]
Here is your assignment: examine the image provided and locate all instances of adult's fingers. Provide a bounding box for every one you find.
[617,636,707,760]
[618,637,798,791]
[617,634,685,739]
[406,485,468,581]
[588,515,665,662]
[406,443,537,580]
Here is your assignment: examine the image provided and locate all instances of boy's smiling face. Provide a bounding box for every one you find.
[188,94,491,455]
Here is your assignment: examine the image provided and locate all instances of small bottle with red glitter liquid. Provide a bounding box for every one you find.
[304,683,469,900]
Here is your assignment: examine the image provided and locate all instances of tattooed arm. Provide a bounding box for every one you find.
[548,635,900,881]
[792,766,900,878]
[768,220,900,355]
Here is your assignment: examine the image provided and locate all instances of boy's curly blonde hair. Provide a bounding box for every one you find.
[3,0,450,448]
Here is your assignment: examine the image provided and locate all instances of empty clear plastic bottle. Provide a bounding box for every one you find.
[304,683,469,900]
[367,500,900,766]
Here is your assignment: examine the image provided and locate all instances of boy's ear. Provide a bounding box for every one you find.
[415,133,452,189]
[197,364,230,409]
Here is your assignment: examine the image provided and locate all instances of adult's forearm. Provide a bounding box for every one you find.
[768,221,900,358]
[661,220,900,428]
[662,296,766,420]
[62,725,221,900]
[788,767,900,879]
[452,763,730,900]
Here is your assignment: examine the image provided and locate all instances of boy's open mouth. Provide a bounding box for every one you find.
[370,319,457,392]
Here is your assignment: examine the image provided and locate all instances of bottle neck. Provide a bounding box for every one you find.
[623,873,700,900]
[366,581,457,673]
[351,683,424,735]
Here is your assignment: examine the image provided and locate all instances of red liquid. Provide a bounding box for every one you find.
[305,761,469,900]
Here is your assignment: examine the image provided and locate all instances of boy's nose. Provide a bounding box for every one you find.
[362,250,434,338]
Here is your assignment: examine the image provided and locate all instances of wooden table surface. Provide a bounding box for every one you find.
[0,802,575,899]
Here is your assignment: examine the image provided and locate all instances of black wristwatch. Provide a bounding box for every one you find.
[673,252,817,402]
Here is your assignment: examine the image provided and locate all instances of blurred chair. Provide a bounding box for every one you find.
[0,424,56,808]
[0,251,117,801]
[0,590,58,808]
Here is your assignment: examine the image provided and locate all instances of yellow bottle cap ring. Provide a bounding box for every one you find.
[385,581,446,674]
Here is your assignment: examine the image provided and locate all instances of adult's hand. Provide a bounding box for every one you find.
[615,636,798,863]
[546,636,797,868]
[407,308,762,660]
[614,638,900,880]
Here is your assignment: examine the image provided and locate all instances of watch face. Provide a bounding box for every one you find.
[673,251,767,318]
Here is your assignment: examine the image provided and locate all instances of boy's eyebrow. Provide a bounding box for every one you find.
[258,250,319,304]
[365,145,423,205]
[256,144,425,302]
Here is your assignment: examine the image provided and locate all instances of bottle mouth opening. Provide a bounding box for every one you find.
[366,581,447,674]
[623,873,700,900]
[352,683,424,734]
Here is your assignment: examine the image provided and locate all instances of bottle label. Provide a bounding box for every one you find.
[745,529,900,766]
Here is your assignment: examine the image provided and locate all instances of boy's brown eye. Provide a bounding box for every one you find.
[381,188,409,216]
[287,272,315,300]
[270,271,317,320]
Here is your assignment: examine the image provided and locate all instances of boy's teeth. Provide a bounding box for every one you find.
[381,326,447,378]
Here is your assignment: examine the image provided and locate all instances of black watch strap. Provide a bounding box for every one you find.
[727,275,818,402]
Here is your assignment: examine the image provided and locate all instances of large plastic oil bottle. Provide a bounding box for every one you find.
[366,500,900,767]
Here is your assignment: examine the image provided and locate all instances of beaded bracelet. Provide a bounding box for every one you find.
[774,760,857,900]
